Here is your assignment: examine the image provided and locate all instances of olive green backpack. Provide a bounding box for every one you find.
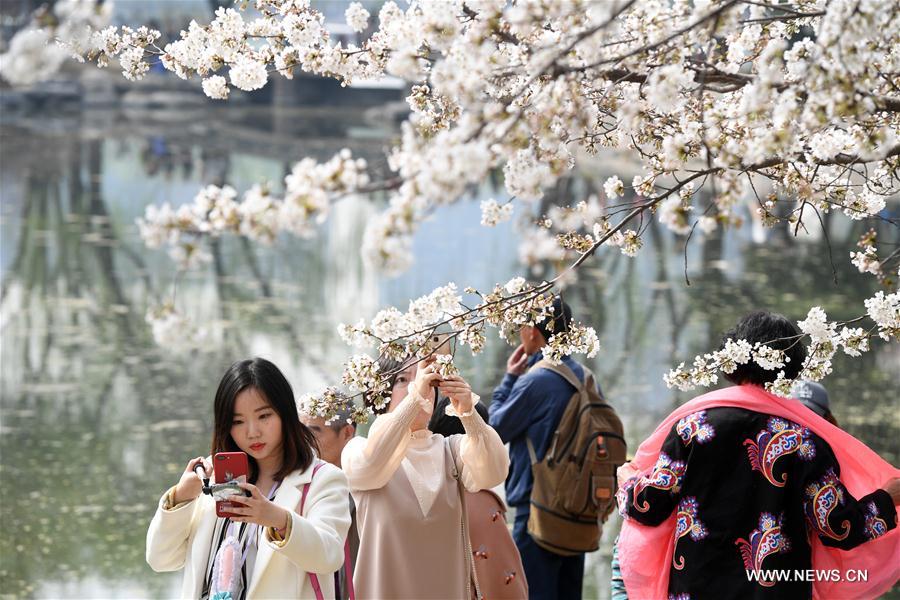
[526,360,627,556]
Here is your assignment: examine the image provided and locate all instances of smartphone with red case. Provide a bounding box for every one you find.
[214,451,249,518]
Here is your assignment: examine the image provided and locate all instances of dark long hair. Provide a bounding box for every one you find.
[211,357,318,483]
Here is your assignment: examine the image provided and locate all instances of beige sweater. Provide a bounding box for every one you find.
[341,389,510,598]
[343,389,509,497]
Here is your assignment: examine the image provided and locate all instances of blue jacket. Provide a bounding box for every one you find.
[489,351,598,509]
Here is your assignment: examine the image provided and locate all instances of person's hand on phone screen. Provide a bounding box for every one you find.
[229,482,291,530]
[173,456,212,505]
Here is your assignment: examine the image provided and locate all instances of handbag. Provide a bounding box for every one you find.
[449,439,528,600]
[464,490,528,600]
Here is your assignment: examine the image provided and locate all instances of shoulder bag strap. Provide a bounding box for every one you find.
[344,538,355,600]
[300,462,327,511]
[301,461,327,600]
[447,438,483,600]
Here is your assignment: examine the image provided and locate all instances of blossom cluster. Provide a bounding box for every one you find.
[865,292,900,342]
[664,302,897,396]
[136,149,367,268]
[0,0,112,86]
[518,199,600,278]
[516,193,677,282]
[338,283,465,355]
[850,229,899,286]
[433,354,459,378]
[12,0,892,279]
[298,387,371,427]
[480,199,513,227]
[344,3,370,34]
[542,324,601,365]
[310,278,594,423]
[145,303,207,351]
[11,0,898,405]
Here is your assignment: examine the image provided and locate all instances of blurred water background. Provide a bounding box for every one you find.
[1,1,898,598]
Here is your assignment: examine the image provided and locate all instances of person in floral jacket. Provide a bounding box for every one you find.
[617,311,900,600]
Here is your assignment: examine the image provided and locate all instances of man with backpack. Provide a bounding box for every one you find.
[490,297,625,600]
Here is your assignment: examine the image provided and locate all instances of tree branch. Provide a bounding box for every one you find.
[745,144,900,170]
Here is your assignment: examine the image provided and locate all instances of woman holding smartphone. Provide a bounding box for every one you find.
[342,357,509,599]
[147,357,351,600]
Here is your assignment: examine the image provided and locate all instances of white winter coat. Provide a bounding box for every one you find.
[146,459,351,599]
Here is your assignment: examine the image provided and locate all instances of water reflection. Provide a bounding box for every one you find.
[0,104,397,598]
[1,103,897,599]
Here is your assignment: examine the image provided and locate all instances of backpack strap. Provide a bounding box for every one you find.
[301,462,327,600]
[531,358,585,392]
[527,359,595,466]
[581,366,598,394]
[525,437,539,464]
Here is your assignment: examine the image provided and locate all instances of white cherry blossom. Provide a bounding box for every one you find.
[9,0,897,417]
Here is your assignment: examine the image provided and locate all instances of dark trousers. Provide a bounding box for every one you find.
[512,508,585,600]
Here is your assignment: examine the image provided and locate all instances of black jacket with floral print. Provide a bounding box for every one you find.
[618,407,897,600]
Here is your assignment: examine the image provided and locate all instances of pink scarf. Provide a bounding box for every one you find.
[617,384,900,599]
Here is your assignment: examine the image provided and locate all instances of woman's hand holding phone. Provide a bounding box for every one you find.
[227,482,291,530]
[173,456,212,505]
[413,361,442,405]
[438,375,474,416]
